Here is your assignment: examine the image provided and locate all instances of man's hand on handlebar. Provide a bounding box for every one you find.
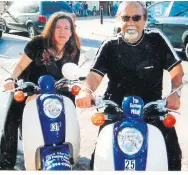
[167,93,180,110]
[75,90,94,108]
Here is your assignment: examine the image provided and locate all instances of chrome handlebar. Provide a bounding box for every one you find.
[143,99,180,115]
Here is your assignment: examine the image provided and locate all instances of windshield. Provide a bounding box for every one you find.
[40,1,73,15]
[8,1,38,13]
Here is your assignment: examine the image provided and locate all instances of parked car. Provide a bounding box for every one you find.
[0,15,5,38]
[2,1,75,38]
[147,1,188,58]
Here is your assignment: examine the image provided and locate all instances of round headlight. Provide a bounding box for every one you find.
[117,127,144,155]
[43,98,62,118]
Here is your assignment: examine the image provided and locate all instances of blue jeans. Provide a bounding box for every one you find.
[83,10,88,16]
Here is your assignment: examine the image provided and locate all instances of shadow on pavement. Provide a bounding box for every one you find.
[80,37,101,55]
[8,31,29,38]
[73,157,91,170]
[0,36,28,59]
[81,37,102,48]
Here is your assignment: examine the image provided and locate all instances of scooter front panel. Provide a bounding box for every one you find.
[113,120,148,171]
[37,94,66,145]
[23,94,80,169]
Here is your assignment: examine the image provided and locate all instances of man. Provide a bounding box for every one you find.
[83,2,88,17]
[76,1,184,170]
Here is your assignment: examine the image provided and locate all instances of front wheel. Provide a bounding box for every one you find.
[0,31,2,38]
[27,24,37,38]
[3,22,10,33]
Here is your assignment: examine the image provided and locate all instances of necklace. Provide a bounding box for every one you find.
[121,32,145,47]
[55,55,62,61]
[55,50,64,61]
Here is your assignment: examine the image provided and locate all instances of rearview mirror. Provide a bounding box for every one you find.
[62,63,80,80]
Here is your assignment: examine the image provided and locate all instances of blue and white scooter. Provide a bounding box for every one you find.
[0,65,82,170]
[61,63,188,171]
[91,86,188,171]
[92,96,169,171]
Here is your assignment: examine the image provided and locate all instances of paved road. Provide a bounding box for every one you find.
[0,17,188,170]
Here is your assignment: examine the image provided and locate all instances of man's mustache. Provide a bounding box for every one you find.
[126,26,137,30]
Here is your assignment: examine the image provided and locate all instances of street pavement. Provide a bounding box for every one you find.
[0,16,188,170]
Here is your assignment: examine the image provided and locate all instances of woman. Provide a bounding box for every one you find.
[0,12,81,170]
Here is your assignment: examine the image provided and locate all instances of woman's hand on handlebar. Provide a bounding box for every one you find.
[3,79,15,91]
[75,90,94,108]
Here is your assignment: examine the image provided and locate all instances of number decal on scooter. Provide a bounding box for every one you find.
[50,122,60,131]
[124,160,135,170]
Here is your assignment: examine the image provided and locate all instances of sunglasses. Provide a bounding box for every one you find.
[121,15,143,22]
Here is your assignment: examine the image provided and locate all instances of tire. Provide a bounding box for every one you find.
[4,24,10,33]
[0,31,2,38]
[3,22,10,33]
[186,42,188,59]
[27,24,37,38]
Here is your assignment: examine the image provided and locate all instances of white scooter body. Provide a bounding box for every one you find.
[94,123,168,171]
[22,95,80,170]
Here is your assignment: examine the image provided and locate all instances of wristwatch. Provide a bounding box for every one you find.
[172,89,181,97]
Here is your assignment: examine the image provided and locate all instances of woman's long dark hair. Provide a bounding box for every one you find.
[41,12,81,60]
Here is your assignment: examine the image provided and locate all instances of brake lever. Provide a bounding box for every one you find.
[166,108,180,115]
[55,79,69,88]
[2,89,15,93]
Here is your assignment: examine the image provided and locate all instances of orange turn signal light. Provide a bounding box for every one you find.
[14,91,25,102]
[163,114,176,128]
[91,112,105,126]
[71,85,81,96]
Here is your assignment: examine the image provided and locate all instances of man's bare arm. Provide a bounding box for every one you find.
[170,64,184,89]
[75,72,103,108]
[83,72,103,93]
[167,63,184,110]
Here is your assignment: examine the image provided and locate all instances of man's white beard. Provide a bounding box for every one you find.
[124,26,139,41]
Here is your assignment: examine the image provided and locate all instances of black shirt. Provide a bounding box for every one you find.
[20,36,80,84]
[91,28,181,106]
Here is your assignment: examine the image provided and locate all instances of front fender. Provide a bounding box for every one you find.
[26,20,34,28]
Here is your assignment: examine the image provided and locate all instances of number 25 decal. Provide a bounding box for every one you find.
[125,160,135,170]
